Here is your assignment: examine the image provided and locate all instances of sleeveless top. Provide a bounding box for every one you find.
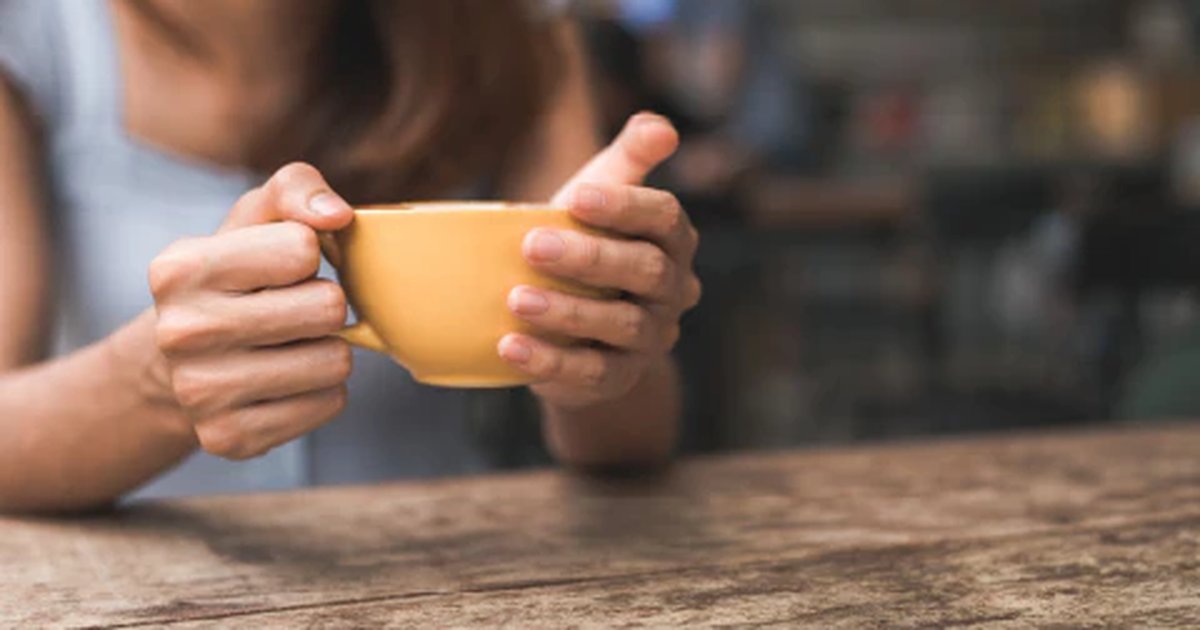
[0,0,535,499]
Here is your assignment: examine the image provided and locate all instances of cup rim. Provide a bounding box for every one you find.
[354,201,567,214]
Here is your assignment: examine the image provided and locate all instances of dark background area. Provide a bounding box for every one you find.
[478,0,1200,467]
[560,0,1200,457]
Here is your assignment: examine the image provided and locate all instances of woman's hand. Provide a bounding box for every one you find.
[148,163,356,460]
[499,113,701,409]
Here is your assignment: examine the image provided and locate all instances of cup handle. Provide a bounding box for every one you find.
[337,321,388,353]
[318,231,389,354]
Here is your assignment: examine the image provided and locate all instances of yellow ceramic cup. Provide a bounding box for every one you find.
[329,202,604,388]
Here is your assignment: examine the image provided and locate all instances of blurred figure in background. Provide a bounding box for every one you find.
[0,0,701,512]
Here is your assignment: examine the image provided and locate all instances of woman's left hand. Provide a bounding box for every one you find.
[498,113,701,409]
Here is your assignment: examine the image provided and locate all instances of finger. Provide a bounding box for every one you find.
[221,162,353,232]
[640,300,684,347]
[156,279,347,354]
[193,385,348,461]
[508,286,661,351]
[498,333,640,393]
[553,113,680,203]
[149,222,324,296]
[169,338,353,416]
[567,183,698,258]
[523,229,676,302]
[504,286,662,350]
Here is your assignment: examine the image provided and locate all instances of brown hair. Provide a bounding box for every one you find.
[133,1,566,202]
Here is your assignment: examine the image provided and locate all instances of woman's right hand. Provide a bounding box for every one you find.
[148,163,356,460]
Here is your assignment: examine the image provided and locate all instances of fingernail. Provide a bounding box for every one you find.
[509,287,549,315]
[309,192,350,217]
[526,230,566,262]
[499,336,533,363]
[574,185,607,212]
[637,112,665,131]
[637,111,664,125]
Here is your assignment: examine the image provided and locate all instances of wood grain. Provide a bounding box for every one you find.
[1,423,1197,628]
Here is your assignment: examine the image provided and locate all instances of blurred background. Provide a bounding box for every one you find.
[525,0,1200,456]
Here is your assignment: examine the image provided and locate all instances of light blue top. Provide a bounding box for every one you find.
[0,0,517,498]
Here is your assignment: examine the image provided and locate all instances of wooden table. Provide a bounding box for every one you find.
[3,423,1198,628]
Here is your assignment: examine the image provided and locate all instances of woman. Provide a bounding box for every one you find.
[0,0,700,512]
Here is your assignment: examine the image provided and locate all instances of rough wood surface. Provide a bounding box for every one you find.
[2,423,1197,628]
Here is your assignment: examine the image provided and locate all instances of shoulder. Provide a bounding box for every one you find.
[0,0,65,124]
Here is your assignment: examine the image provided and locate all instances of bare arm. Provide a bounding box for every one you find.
[0,78,197,513]
[500,23,693,469]
[0,76,358,513]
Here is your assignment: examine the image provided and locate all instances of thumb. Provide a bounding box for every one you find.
[554,112,680,204]
[220,162,354,233]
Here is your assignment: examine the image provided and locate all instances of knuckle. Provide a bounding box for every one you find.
[156,307,217,354]
[331,385,349,412]
[537,348,564,379]
[614,183,635,213]
[580,356,609,388]
[277,223,322,277]
[642,250,671,293]
[328,340,354,382]
[579,235,603,269]
[563,299,587,334]
[149,239,205,298]
[314,281,349,331]
[318,385,349,419]
[196,421,256,460]
[272,161,321,189]
[619,307,649,346]
[170,365,218,412]
[660,195,685,234]
[280,219,319,248]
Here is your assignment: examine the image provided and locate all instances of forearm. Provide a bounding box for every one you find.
[540,355,681,470]
[0,310,196,513]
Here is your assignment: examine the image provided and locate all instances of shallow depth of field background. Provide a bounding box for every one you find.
[575,0,1200,454]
